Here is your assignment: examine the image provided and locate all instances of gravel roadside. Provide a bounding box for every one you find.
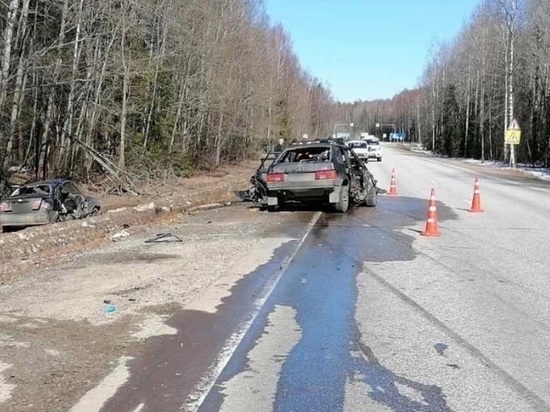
[0,162,256,285]
[0,203,300,412]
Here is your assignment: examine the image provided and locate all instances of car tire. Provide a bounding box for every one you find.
[378,157,382,162]
[334,185,350,213]
[48,211,60,223]
[365,182,377,207]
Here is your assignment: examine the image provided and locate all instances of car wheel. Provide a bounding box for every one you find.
[378,157,382,162]
[365,182,377,207]
[48,211,60,223]
[334,185,350,213]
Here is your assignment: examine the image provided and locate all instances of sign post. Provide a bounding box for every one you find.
[505,117,521,168]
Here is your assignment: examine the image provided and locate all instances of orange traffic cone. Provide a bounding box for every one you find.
[468,177,484,213]
[421,188,442,237]
[388,168,398,196]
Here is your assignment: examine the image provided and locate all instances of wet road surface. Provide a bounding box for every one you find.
[80,146,550,412]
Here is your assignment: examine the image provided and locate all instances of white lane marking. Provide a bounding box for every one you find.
[184,211,322,411]
[69,356,133,412]
[134,403,145,412]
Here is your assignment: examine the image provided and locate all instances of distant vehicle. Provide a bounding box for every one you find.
[364,137,382,162]
[345,140,369,161]
[0,179,100,230]
[390,132,406,141]
[264,142,378,213]
[360,133,377,140]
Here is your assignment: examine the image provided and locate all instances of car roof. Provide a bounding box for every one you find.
[24,179,71,187]
[287,142,344,150]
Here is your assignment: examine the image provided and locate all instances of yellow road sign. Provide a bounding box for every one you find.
[505,117,521,145]
[505,130,521,144]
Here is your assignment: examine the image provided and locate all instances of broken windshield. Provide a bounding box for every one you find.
[11,185,52,197]
[277,147,332,163]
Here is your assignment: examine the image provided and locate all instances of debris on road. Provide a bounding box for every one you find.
[111,230,130,241]
[144,233,183,244]
[196,202,224,211]
[104,304,117,314]
[81,220,97,228]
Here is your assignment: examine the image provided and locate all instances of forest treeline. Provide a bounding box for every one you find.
[2,0,548,193]
[0,0,339,187]
[346,0,550,167]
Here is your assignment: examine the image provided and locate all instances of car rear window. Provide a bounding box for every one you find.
[349,142,367,148]
[277,147,332,163]
[11,185,51,197]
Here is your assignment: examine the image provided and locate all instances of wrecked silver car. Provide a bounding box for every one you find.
[0,179,100,230]
[265,143,379,212]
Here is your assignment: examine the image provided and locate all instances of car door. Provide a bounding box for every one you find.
[332,146,347,176]
[60,182,83,213]
[341,147,360,186]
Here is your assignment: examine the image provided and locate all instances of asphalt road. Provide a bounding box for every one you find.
[86,146,550,412]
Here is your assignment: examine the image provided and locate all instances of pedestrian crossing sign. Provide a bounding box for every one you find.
[505,117,521,145]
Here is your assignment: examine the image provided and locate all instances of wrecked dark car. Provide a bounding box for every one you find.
[264,142,378,212]
[0,179,100,230]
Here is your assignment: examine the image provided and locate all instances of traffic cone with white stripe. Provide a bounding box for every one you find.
[468,177,484,213]
[388,168,398,196]
[421,188,441,237]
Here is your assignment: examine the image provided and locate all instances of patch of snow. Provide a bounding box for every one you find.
[133,202,156,212]
[460,158,550,181]
[110,230,130,240]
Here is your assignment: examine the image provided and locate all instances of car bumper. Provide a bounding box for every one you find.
[0,212,53,227]
[267,181,344,205]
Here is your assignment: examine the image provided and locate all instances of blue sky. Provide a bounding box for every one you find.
[265,0,480,102]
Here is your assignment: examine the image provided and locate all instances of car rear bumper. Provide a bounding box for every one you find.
[0,212,53,227]
[267,181,344,205]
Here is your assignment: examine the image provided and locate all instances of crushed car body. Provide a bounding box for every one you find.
[235,151,279,205]
[0,179,100,229]
[263,142,378,212]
